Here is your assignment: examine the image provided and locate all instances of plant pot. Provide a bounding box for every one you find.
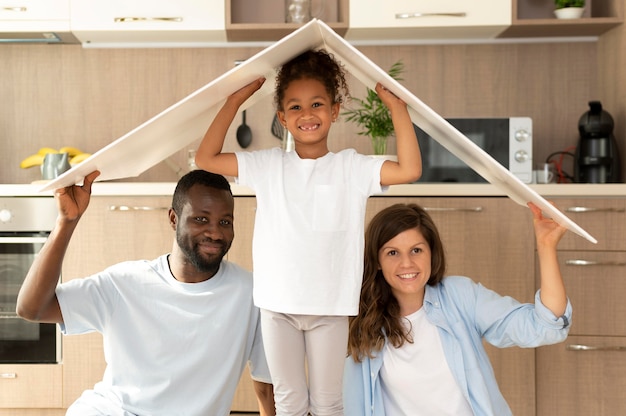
[371,136,389,156]
[554,7,585,19]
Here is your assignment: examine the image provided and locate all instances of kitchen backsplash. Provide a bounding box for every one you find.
[1,42,598,184]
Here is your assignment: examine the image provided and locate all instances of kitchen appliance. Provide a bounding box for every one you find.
[574,101,621,183]
[413,117,533,183]
[0,196,60,363]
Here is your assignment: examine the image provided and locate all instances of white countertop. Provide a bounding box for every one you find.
[1,182,625,198]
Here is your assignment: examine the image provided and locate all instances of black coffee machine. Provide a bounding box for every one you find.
[574,101,621,183]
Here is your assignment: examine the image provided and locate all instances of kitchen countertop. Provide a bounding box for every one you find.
[1,182,625,197]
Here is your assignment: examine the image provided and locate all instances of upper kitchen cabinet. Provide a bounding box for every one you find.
[0,0,78,43]
[499,0,623,38]
[69,0,226,47]
[345,0,511,42]
[226,0,348,42]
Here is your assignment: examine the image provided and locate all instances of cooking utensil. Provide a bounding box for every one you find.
[271,114,284,140]
[236,110,252,148]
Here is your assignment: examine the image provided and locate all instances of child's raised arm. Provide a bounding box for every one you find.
[376,82,422,186]
[196,77,265,177]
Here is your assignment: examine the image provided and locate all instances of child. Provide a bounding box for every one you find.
[196,49,422,415]
[344,202,571,415]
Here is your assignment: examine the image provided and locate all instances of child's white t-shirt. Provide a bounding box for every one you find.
[236,148,385,315]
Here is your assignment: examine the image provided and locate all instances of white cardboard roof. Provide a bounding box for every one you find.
[40,19,596,244]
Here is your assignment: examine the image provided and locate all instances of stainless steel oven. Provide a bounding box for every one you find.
[0,196,60,363]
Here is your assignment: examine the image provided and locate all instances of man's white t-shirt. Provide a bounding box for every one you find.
[56,256,269,416]
[236,148,385,316]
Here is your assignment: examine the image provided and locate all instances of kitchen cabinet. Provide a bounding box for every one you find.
[0,364,62,409]
[226,0,348,41]
[535,197,626,415]
[499,0,623,38]
[345,0,511,41]
[69,0,226,46]
[0,0,76,43]
[0,0,68,23]
[366,196,536,415]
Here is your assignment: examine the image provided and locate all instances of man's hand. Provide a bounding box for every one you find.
[54,170,100,222]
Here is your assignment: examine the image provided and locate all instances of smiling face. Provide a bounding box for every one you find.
[173,184,234,278]
[378,227,432,315]
[276,77,340,157]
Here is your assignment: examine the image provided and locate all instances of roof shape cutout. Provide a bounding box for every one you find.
[39,19,596,244]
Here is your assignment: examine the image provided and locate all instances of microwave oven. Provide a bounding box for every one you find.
[413,117,533,183]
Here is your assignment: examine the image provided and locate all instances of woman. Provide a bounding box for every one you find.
[344,202,572,415]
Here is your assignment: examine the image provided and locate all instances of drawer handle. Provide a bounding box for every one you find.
[109,205,169,211]
[0,373,17,379]
[565,207,625,213]
[2,7,27,12]
[423,207,483,213]
[114,17,183,23]
[565,259,626,267]
[567,344,626,352]
[396,12,467,19]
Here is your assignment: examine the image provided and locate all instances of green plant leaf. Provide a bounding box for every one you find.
[342,60,405,154]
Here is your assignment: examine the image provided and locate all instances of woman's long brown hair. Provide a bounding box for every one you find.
[347,203,447,362]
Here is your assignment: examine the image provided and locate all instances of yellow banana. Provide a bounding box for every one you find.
[20,153,45,169]
[59,146,83,157]
[70,153,92,165]
[37,147,59,156]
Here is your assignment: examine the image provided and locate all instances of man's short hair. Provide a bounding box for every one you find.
[172,170,232,215]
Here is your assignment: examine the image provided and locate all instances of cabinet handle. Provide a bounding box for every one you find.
[396,12,466,19]
[0,373,17,379]
[567,344,626,352]
[2,7,27,12]
[565,259,626,267]
[108,205,169,211]
[114,17,183,23]
[565,206,625,213]
[423,206,483,213]
[0,236,48,244]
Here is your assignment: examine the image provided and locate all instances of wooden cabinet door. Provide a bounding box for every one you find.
[229,196,261,412]
[557,251,626,336]
[366,196,536,416]
[552,198,626,252]
[0,364,62,408]
[537,335,626,416]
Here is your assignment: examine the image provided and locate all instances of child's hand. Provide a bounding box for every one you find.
[528,201,567,249]
[375,82,406,112]
[228,77,266,107]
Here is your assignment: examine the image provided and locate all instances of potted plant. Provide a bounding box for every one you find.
[342,60,404,155]
[554,0,585,19]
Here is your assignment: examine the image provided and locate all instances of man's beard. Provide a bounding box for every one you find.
[177,233,230,273]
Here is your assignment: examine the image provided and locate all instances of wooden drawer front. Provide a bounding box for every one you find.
[558,251,626,336]
[0,364,62,408]
[536,335,626,416]
[553,198,626,251]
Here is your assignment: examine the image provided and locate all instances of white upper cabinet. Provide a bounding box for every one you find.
[346,0,511,41]
[0,0,69,29]
[70,0,226,46]
[0,0,76,43]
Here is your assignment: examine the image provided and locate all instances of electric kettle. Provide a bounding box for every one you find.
[574,101,621,183]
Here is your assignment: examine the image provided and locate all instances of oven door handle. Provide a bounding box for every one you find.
[0,237,48,244]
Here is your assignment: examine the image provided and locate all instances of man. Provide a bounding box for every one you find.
[16,170,274,416]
